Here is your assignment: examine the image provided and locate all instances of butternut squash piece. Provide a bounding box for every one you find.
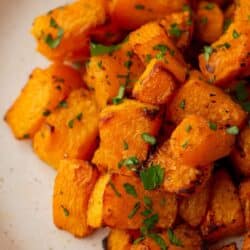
[5,64,82,139]
[131,224,202,250]
[170,115,235,166]
[53,159,98,237]
[107,229,132,250]
[132,58,176,105]
[128,22,188,83]
[179,181,210,227]
[201,169,245,242]
[84,43,144,109]
[33,88,99,169]
[152,141,212,195]
[31,0,107,61]
[239,179,250,230]
[243,232,250,250]
[103,174,177,230]
[167,79,246,128]
[92,100,162,175]
[231,127,250,176]
[87,174,111,228]
[159,9,193,50]
[196,1,224,43]
[109,0,189,30]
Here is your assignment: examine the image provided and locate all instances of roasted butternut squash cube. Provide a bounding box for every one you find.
[167,79,246,128]
[131,224,203,250]
[199,22,250,85]
[31,0,107,61]
[239,179,250,230]
[53,159,98,237]
[243,232,250,250]
[214,243,238,250]
[127,22,188,83]
[84,43,144,109]
[170,115,235,166]
[179,181,210,227]
[231,127,250,176]
[132,59,176,105]
[5,64,82,139]
[92,100,162,175]
[159,9,193,50]
[103,174,177,230]
[201,169,245,242]
[196,1,224,44]
[109,0,189,30]
[87,173,111,228]
[152,141,212,195]
[107,229,132,250]
[33,88,99,169]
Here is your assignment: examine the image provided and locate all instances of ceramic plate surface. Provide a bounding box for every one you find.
[0,1,243,250]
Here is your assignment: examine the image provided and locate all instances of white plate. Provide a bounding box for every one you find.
[0,1,108,249]
[0,1,244,250]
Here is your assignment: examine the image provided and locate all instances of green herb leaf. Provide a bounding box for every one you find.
[145,54,152,63]
[149,234,168,250]
[124,60,132,69]
[203,46,213,61]
[123,140,129,150]
[208,121,217,131]
[223,18,232,32]
[112,85,126,104]
[204,3,214,10]
[226,126,239,135]
[68,119,74,129]
[179,99,186,110]
[140,164,164,190]
[167,229,183,247]
[133,237,145,245]
[141,133,157,145]
[143,214,159,232]
[90,42,121,56]
[58,100,68,108]
[118,156,139,169]
[235,81,248,101]
[61,206,70,217]
[123,183,138,198]
[185,124,192,132]
[232,29,240,39]
[97,60,103,69]
[109,181,122,197]
[181,140,189,149]
[128,202,141,219]
[76,113,83,121]
[135,4,145,10]
[141,209,152,217]
[143,196,153,208]
[169,23,182,38]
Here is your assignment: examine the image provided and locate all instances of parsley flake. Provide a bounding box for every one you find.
[226,126,239,135]
[112,85,126,104]
[208,121,217,131]
[149,234,168,250]
[168,229,183,246]
[90,42,120,56]
[128,202,141,219]
[141,133,157,145]
[123,183,138,198]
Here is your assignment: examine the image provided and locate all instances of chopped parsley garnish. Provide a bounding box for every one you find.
[140,164,164,190]
[123,140,129,150]
[128,202,141,219]
[208,121,217,131]
[135,4,145,10]
[97,61,103,69]
[141,209,152,217]
[143,196,153,208]
[203,46,213,61]
[57,100,68,108]
[179,99,186,110]
[235,81,248,101]
[68,119,74,128]
[226,126,239,135]
[149,234,168,250]
[123,183,137,198]
[216,42,231,49]
[223,18,232,32]
[232,29,240,39]
[109,181,121,197]
[61,206,70,217]
[141,133,157,145]
[124,60,132,69]
[76,112,83,121]
[169,23,182,38]
[145,54,152,63]
[43,109,51,117]
[90,42,120,56]
[133,237,145,245]
[204,3,214,10]
[185,124,192,132]
[112,85,126,104]
[167,229,183,246]
[118,156,139,169]
[181,140,189,149]
[44,18,64,49]
[141,214,159,234]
